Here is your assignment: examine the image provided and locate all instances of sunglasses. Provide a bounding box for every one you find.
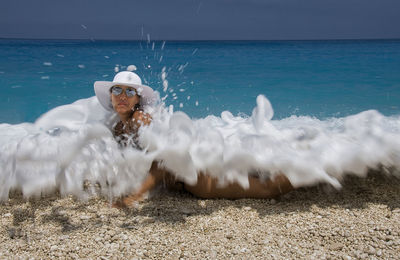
[111,86,137,97]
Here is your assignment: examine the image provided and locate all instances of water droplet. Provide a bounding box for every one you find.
[163,80,168,92]
[127,65,137,71]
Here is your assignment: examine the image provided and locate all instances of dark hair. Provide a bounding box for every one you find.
[133,103,143,111]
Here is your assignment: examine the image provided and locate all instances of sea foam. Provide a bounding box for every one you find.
[0,95,399,201]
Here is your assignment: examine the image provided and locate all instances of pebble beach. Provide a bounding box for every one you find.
[1,171,399,259]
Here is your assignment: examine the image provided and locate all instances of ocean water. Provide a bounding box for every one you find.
[1,39,400,200]
[1,39,400,123]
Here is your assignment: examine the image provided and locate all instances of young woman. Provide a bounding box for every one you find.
[94,71,293,208]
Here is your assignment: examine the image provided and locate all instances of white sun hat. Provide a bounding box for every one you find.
[94,71,156,111]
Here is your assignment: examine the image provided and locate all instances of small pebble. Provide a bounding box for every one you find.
[181,208,194,215]
[367,246,376,255]
[141,217,155,224]
[200,246,208,252]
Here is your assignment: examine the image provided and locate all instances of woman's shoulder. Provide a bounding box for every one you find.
[133,110,152,125]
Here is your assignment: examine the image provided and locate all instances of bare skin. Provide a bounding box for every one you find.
[119,169,293,207]
[110,85,294,208]
[111,85,151,126]
[185,173,293,199]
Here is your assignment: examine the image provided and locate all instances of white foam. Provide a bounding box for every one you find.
[127,65,137,71]
[0,95,399,201]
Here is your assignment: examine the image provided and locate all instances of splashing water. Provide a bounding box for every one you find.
[1,94,400,201]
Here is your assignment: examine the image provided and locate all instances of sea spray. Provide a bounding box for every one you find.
[0,95,400,201]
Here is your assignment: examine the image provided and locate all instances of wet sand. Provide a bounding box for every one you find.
[1,171,399,259]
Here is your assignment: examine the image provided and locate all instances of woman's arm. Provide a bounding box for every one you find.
[113,162,178,208]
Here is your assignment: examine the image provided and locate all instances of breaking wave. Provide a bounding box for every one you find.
[1,95,400,200]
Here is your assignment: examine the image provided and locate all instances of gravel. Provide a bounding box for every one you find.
[1,171,399,259]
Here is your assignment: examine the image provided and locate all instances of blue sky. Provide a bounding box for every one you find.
[1,0,399,40]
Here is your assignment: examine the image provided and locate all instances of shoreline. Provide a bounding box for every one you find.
[1,171,399,259]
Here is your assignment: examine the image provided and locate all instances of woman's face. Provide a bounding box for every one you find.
[111,85,140,117]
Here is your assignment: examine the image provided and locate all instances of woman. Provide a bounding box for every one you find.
[94,71,293,208]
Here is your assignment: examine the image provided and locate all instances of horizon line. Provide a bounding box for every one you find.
[1,37,400,42]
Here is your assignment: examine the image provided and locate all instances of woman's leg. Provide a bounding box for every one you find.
[115,164,294,207]
[184,173,294,199]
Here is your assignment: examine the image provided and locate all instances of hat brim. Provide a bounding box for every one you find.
[94,81,156,111]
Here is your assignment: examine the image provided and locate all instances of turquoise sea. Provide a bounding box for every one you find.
[1,39,400,123]
[1,39,400,200]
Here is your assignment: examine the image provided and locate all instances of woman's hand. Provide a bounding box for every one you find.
[111,162,165,209]
[111,199,128,209]
[133,111,152,126]
[112,194,142,208]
